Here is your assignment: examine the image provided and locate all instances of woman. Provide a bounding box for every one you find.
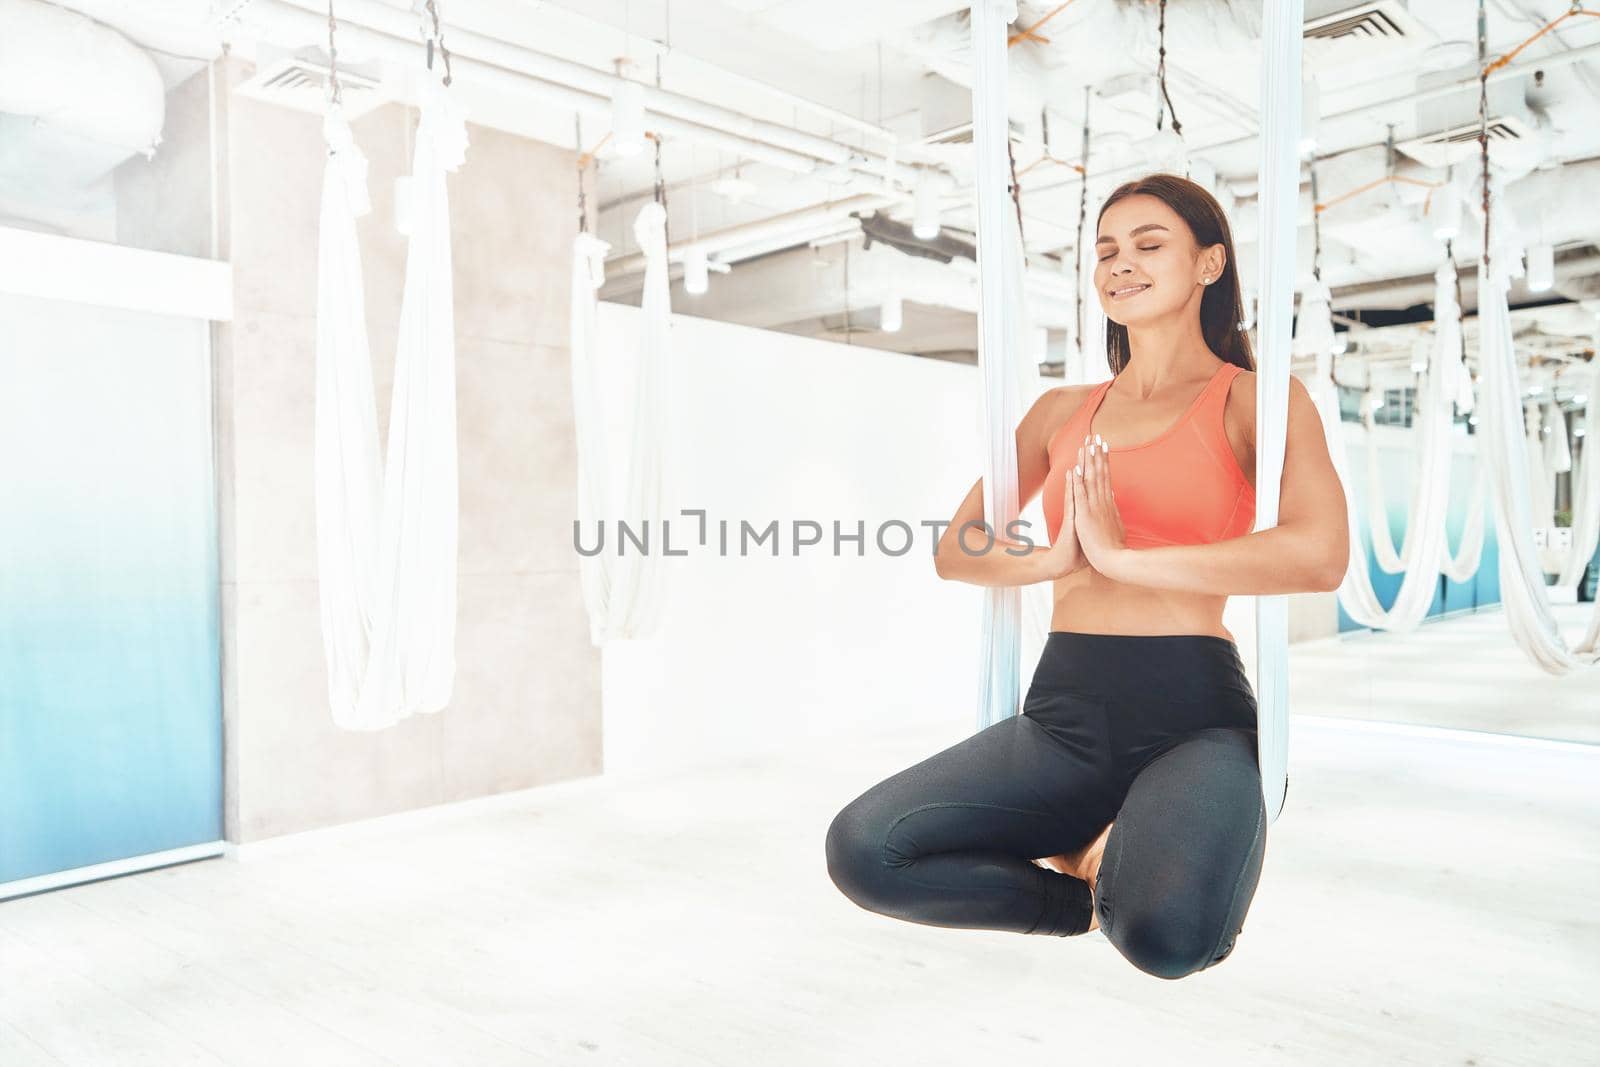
[824,173,1349,980]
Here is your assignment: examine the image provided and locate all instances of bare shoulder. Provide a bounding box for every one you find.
[1225,368,1323,445]
[1022,382,1097,457]
[1042,381,1098,434]
[1048,381,1100,414]
[1224,368,1257,444]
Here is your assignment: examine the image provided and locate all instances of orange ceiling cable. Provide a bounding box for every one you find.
[575,132,612,170]
[1482,5,1598,77]
[1315,174,1443,215]
[1016,154,1084,178]
[1008,0,1078,47]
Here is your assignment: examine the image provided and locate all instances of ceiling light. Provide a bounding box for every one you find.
[880,296,903,333]
[1428,183,1461,241]
[913,178,940,240]
[1526,243,1554,293]
[1528,384,1543,395]
[1575,393,1589,405]
[1299,78,1320,156]
[610,79,646,158]
[683,246,709,296]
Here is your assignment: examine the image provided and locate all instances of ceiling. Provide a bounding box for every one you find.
[8,0,1600,399]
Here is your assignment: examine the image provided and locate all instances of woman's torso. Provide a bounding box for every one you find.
[1040,360,1256,641]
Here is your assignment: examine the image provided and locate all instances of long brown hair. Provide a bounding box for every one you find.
[1096,173,1255,376]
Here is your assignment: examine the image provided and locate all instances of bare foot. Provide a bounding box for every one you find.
[1036,821,1114,932]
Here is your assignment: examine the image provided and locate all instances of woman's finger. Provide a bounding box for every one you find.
[1094,436,1109,508]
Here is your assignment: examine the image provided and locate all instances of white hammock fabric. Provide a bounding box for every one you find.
[1475,257,1600,671]
[1250,0,1301,826]
[569,229,614,643]
[1069,225,1112,386]
[1305,260,1467,632]
[570,203,671,645]
[1441,462,1489,586]
[314,81,467,732]
[1526,401,1557,532]
[1555,333,1600,591]
[970,0,1031,730]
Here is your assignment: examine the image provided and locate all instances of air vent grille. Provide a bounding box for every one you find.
[1306,6,1407,43]
[235,49,386,119]
[1303,2,1425,71]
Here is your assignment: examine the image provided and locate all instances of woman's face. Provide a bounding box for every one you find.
[1093,193,1222,327]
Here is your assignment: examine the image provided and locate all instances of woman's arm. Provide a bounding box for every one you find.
[1076,373,1349,595]
[933,386,1087,587]
[932,476,1062,587]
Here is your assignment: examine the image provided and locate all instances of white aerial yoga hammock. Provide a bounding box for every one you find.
[314,77,468,732]
[569,202,672,644]
[970,0,1036,729]
[1249,0,1300,825]
[966,0,1295,823]
[1474,253,1600,671]
[1554,324,1600,592]
[1303,259,1482,631]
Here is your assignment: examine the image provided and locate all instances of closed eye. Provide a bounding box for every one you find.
[1097,245,1163,261]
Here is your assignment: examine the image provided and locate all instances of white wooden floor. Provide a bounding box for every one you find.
[3,607,1598,1066]
[1291,602,1600,743]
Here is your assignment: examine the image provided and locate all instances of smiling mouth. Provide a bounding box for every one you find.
[1109,284,1151,298]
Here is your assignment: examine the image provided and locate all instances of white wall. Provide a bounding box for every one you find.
[595,306,995,778]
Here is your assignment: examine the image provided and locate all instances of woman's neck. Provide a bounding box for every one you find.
[1120,319,1217,398]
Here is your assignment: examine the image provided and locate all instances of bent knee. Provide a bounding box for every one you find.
[1117,913,1230,980]
[824,803,887,904]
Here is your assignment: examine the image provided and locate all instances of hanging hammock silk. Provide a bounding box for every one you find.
[313,77,467,731]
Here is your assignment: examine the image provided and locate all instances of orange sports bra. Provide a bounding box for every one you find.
[1041,361,1255,550]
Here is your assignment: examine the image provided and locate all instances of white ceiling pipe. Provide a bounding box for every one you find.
[605,228,1078,330]
[690,238,1077,330]
[1023,37,1600,210]
[243,0,830,175]
[601,192,898,276]
[0,0,166,163]
[268,0,930,191]
[492,0,900,145]
[710,219,865,268]
[595,217,867,301]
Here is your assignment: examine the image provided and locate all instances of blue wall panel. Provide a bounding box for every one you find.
[0,295,222,886]
[1337,427,1502,633]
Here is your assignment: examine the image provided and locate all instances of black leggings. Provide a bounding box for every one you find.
[825,631,1268,980]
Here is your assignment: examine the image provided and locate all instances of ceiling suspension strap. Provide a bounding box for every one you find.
[1155,0,1183,140]
[326,1,342,108]
[1073,85,1090,358]
[1477,0,1490,274]
[575,115,588,234]
[424,0,453,86]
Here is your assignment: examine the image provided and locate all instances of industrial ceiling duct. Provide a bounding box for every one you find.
[0,0,166,198]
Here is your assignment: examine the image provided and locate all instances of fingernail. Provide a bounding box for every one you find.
[1074,465,1082,477]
